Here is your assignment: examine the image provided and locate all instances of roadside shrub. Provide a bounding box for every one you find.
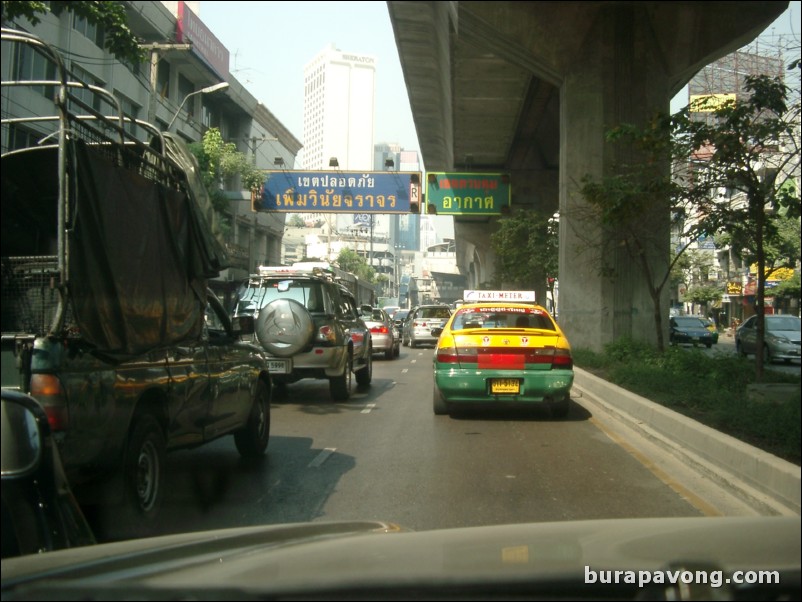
[572,341,800,465]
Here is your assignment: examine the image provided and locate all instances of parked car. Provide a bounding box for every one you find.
[1,389,96,558]
[361,307,400,360]
[669,316,718,348]
[234,262,373,401]
[405,304,453,348]
[735,314,802,363]
[431,292,574,417]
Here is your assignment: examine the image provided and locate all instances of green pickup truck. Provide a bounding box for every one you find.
[1,29,270,539]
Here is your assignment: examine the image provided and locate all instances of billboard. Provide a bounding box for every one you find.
[690,94,736,113]
[426,173,511,216]
[259,170,421,214]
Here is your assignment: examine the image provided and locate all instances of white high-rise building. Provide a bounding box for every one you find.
[302,44,376,171]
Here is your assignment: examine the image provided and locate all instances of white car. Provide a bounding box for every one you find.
[361,307,400,360]
[735,314,802,363]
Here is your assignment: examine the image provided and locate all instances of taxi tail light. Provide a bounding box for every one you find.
[523,348,573,369]
[551,348,573,369]
[29,373,69,431]
[437,346,478,364]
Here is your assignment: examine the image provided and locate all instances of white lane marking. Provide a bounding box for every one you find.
[361,403,377,414]
[308,447,336,468]
[401,368,409,373]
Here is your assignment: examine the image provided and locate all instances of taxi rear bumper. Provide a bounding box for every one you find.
[434,366,573,403]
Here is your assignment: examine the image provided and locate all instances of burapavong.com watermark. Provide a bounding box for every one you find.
[585,566,780,588]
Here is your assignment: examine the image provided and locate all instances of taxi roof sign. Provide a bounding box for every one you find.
[463,290,536,303]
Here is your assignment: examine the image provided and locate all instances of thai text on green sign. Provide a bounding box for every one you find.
[426,173,511,216]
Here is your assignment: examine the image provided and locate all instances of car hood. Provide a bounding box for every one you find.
[768,328,801,340]
[2,517,799,600]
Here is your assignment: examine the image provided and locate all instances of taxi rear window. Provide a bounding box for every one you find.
[453,308,555,331]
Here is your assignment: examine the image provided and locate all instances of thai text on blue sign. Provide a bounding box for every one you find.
[259,170,422,213]
[426,173,511,216]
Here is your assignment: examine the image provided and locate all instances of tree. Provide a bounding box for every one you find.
[577,110,704,352]
[578,75,800,365]
[681,75,801,379]
[2,1,145,64]
[336,248,375,283]
[489,208,558,314]
[189,128,265,236]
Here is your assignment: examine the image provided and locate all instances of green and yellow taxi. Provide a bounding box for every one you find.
[431,291,574,417]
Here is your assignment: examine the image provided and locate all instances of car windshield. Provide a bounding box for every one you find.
[417,307,452,319]
[673,317,707,328]
[453,307,556,330]
[767,316,801,331]
[236,279,325,314]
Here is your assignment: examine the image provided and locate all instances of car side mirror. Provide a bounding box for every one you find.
[1,393,43,477]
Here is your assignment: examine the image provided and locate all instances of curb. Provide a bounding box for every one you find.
[572,368,801,516]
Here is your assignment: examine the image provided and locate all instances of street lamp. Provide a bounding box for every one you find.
[166,82,230,131]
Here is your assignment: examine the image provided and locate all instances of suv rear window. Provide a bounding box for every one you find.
[236,279,326,315]
[418,307,451,319]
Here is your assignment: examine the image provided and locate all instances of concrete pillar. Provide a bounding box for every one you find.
[559,3,672,351]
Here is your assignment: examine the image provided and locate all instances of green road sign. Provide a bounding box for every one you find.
[426,173,511,216]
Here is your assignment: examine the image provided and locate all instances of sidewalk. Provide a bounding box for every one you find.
[572,368,801,516]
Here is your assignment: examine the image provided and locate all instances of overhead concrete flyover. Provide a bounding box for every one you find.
[387,1,788,351]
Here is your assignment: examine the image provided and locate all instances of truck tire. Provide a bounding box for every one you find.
[330,353,352,401]
[235,380,271,457]
[355,344,372,386]
[123,413,165,519]
[256,298,314,358]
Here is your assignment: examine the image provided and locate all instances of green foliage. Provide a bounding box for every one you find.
[2,1,145,64]
[188,128,265,218]
[573,340,800,464]
[683,284,722,306]
[336,248,375,282]
[490,208,558,289]
[771,271,800,299]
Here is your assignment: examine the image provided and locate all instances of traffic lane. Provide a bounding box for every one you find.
[118,346,703,540]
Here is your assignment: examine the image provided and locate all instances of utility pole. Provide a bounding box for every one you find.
[140,43,192,125]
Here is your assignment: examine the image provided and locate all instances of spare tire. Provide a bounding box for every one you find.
[256,298,315,357]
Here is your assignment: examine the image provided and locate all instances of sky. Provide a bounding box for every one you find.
[200,1,799,159]
[199,1,419,159]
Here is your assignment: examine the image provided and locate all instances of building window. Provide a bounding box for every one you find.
[157,60,170,99]
[5,123,41,153]
[114,91,140,137]
[70,64,103,113]
[12,42,57,98]
[73,13,105,48]
[177,75,195,120]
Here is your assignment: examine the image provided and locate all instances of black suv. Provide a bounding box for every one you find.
[234,263,372,401]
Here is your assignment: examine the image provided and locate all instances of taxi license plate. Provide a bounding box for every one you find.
[490,379,520,394]
[267,359,291,374]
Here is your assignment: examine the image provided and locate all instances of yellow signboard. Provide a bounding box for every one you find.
[690,94,736,113]
[748,265,795,281]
